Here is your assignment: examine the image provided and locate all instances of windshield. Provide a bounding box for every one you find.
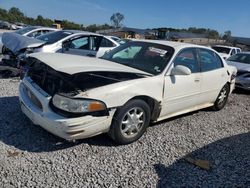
[212,46,231,54]
[102,41,174,75]
[228,53,250,64]
[37,31,72,44]
[15,26,36,35]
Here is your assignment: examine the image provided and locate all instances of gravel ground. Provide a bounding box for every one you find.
[0,78,249,187]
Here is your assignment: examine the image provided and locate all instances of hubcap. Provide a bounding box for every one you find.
[120,107,145,138]
[218,87,227,104]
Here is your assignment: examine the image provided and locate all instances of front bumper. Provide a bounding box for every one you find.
[19,77,115,140]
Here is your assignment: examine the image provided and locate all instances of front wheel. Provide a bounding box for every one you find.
[109,99,151,145]
[213,84,230,111]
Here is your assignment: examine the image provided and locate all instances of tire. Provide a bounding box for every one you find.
[109,99,151,145]
[213,83,230,111]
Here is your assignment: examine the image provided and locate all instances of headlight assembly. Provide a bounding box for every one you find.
[52,94,106,114]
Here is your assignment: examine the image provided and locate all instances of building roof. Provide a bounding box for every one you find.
[167,31,208,39]
[96,27,154,35]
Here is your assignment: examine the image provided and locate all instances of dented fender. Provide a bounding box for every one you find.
[76,75,164,109]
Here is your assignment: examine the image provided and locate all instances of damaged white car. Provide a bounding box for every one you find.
[19,41,236,144]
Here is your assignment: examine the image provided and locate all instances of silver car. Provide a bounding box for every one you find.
[227,52,250,90]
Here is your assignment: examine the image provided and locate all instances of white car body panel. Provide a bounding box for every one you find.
[20,40,236,141]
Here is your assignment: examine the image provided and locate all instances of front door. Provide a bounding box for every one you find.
[160,48,202,117]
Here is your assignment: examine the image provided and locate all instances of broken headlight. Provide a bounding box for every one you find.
[52,94,106,113]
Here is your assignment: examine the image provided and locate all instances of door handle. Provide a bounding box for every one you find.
[87,54,95,57]
[194,78,200,82]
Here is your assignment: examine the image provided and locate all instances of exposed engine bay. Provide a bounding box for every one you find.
[27,57,147,97]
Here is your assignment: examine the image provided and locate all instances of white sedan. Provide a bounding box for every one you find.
[2,30,122,67]
[19,40,237,144]
[0,26,58,54]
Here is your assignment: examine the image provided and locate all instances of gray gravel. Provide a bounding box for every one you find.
[0,78,249,187]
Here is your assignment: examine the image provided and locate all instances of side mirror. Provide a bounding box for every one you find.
[171,65,191,76]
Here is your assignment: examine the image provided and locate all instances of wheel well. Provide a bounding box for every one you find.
[128,96,161,121]
[226,82,231,90]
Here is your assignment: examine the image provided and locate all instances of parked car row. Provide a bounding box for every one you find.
[1,26,249,144]
[1,28,129,70]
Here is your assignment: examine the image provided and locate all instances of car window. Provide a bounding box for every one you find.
[100,38,115,47]
[173,48,199,73]
[199,48,224,72]
[15,26,37,35]
[37,31,72,44]
[102,41,175,75]
[111,37,120,41]
[69,36,90,50]
[236,49,241,53]
[212,46,231,54]
[27,30,42,37]
[228,53,250,64]
[113,46,142,59]
[231,49,236,56]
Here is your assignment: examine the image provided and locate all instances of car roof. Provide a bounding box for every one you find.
[62,30,102,36]
[131,39,211,50]
[236,51,250,55]
[212,45,240,49]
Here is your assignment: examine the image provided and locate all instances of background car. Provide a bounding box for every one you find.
[19,40,237,144]
[227,52,250,90]
[1,30,122,69]
[212,45,241,60]
[35,31,123,57]
[0,26,58,54]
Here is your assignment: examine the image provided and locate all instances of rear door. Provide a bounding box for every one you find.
[198,48,228,103]
[62,35,102,57]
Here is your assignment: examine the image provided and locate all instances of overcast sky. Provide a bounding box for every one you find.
[1,0,250,37]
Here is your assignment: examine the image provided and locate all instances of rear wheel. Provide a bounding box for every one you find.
[109,99,151,145]
[213,84,230,111]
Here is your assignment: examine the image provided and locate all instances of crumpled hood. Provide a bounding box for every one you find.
[28,52,152,76]
[2,32,45,53]
[227,61,250,72]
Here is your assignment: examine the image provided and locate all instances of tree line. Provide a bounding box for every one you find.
[0,7,231,39]
[0,7,113,32]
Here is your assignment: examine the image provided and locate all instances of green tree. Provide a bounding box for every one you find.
[223,30,232,41]
[110,12,124,28]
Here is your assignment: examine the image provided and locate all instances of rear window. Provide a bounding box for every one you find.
[37,31,72,44]
[212,46,231,54]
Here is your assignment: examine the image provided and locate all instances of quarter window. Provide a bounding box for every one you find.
[199,49,223,72]
[231,49,236,56]
[100,38,115,47]
[173,48,199,73]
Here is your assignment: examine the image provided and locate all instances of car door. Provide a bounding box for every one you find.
[198,48,228,103]
[62,35,102,57]
[160,48,202,117]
